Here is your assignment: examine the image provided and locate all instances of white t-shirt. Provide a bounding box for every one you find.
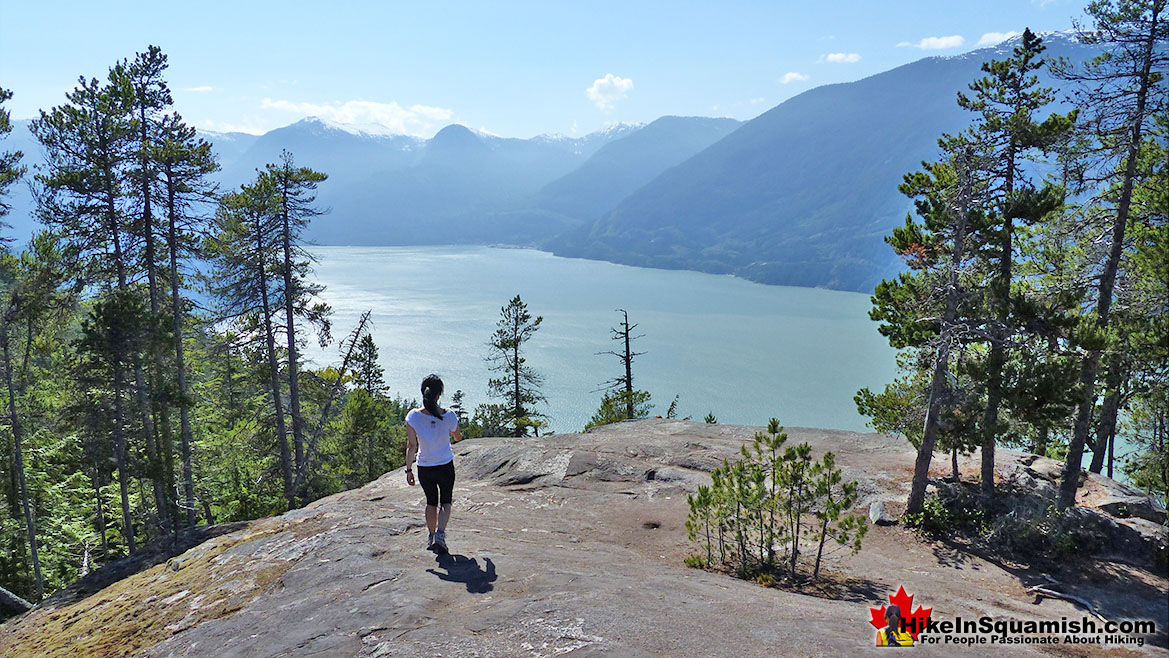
[406,408,458,467]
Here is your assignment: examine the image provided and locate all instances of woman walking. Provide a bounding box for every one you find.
[405,374,463,553]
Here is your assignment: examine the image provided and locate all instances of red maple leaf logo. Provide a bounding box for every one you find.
[868,585,933,641]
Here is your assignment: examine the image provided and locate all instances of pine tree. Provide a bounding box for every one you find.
[1053,0,1168,508]
[449,390,468,426]
[485,295,545,437]
[210,178,295,506]
[32,69,141,551]
[0,87,42,600]
[122,47,173,529]
[865,137,987,515]
[155,112,218,526]
[810,451,865,580]
[957,28,1076,499]
[352,335,385,397]
[262,150,330,475]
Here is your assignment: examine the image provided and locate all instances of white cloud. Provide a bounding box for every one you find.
[978,31,1023,46]
[183,85,214,93]
[192,118,272,135]
[779,72,809,84]
[586,74,634,111]
[750,97,765,104]
[259,99,453,136]
[897,35,965,49]
[821,52,861,63]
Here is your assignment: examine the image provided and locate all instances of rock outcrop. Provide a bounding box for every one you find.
[0,419,1165,657]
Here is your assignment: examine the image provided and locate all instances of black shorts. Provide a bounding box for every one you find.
[417,460,455,506]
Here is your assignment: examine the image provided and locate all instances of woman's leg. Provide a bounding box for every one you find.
[437,461,455,533]
[426,505,438,533]
[417,465,441,536]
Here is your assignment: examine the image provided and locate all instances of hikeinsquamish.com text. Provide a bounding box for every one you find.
[912,616,1156,647]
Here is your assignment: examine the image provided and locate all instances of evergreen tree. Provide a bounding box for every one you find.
[862,138,987,515]
[0,87,42,600]
[485,295,546,437]
[0,87,21,222]
[123,47,173,529]
[585,389,653,431]
[956,28,1076,499]
[810,451,865,580]
[1053,0,1168,508]
[352,334,385,397]
[155,111,218,526]
[209,178,296,506]
[449,389,468,426]
[31,68,142,551]
[262,150,330,475]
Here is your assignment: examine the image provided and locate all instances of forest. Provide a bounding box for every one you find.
[0,46,452,603]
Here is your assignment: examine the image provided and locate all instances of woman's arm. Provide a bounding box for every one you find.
[451,426,464,444]
[405,423,418,485]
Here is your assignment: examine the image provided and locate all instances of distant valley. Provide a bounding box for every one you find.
[3,33,1097,293]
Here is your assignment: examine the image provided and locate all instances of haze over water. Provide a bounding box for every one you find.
[307,245,899,434]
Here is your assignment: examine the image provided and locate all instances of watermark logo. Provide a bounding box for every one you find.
[865,584,1157,648]
[869,585,932,647]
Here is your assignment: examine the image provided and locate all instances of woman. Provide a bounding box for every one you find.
[875,604,914,646]
[404,374,463,553]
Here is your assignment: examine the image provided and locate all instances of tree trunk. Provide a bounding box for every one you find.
[279,190,306,473]
[907,169,971,515]
[92,451,108,558]
[106,179,136,554]
[1089,354,1124,474]
[136,105,172,533]
[259,248,294,507]
[980,129,1018,501]
[112,360,135,553]
[3,325,43,601]
[622,313,633,418]
[1106,426,1116,480]
[1033,424,1049,457]
[165,169,197,527]
[814,516,829,580]
[513,331,522,438]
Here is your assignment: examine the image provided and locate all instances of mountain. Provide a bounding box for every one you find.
[1,35,1102,292]
[527,116,742,224]
[319,124,590,245]
[1,121,43,240]
[550,33,1098,292]
[0,117,642,247]
[213,118,422,193]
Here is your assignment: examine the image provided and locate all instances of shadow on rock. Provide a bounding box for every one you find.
[428,554,497,593]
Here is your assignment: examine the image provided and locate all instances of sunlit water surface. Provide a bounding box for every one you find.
[305,245,899,436]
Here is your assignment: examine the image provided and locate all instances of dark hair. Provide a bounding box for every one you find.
[421,374,446,418]
[884,605,903,645]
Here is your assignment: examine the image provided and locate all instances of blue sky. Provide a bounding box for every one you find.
[1,0,1086,138]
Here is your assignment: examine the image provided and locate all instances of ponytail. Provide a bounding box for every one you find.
[421,374,446,418]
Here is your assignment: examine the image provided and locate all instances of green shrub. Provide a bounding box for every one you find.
[685,417,865,582]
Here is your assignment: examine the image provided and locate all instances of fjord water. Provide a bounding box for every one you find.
[307,245,898,434]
